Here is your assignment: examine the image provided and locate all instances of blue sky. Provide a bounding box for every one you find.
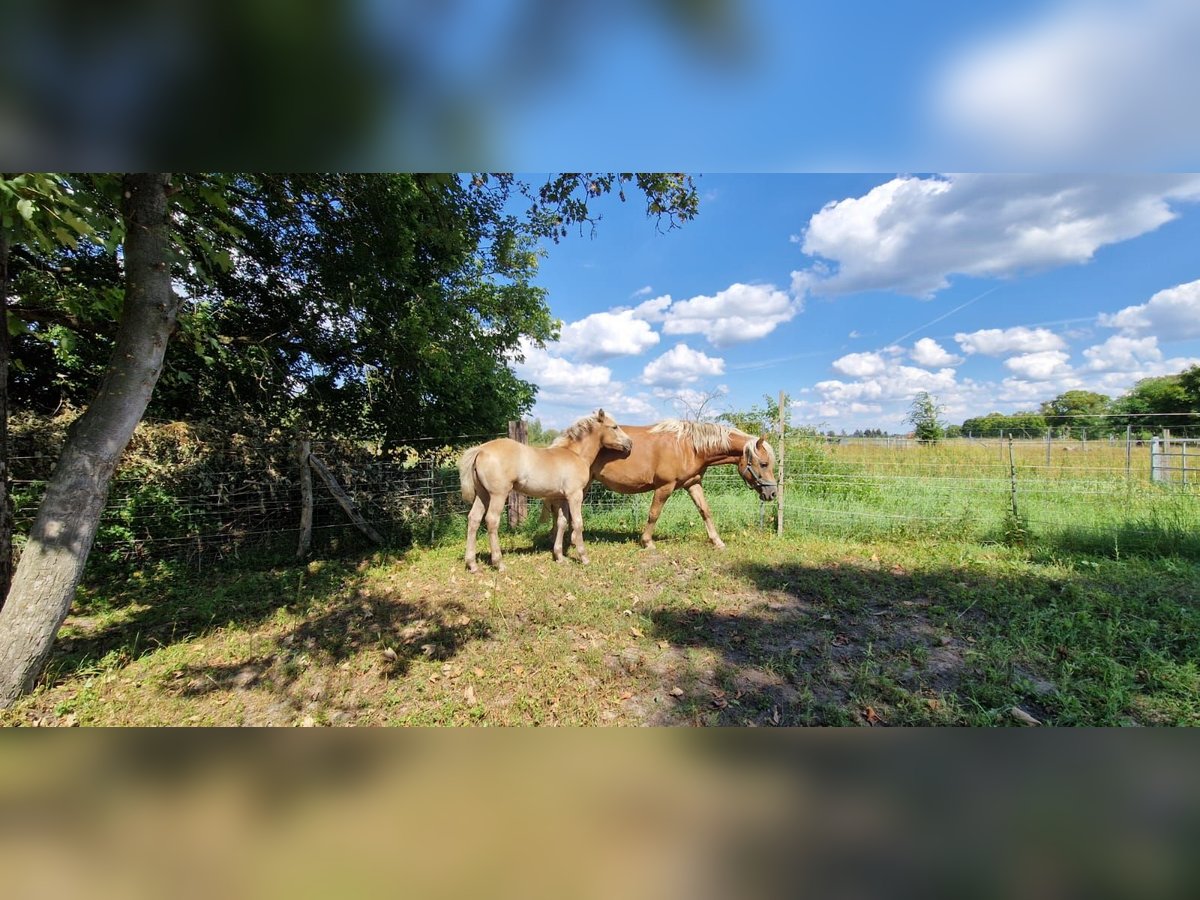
[511,174,1200,431]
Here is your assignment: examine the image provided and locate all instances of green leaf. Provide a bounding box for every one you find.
[16,197,34,221]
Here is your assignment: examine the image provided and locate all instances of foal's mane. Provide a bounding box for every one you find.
[550,413,604,448]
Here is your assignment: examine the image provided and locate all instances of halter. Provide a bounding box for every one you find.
[742,450,777,492]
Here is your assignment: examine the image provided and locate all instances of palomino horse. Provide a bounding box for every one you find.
[458,410,633,572]
[546,419,777,550]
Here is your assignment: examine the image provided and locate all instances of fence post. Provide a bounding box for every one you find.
[1008,437,1019,521]
[507,419,528,527]
[296,430,313,560]
[1045,428,1051,467]
[1151,436,1161,483]
[776,389,785,537]
[1125,424,1132,484]
[1183,439,1189,487]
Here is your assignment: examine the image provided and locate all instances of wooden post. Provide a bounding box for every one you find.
[1008,437,1019,521]
[1125,424,1132,484]
[776,389,785,537]
[1045,428,1051,467]
[308,453,384,544]
[296,431,313,559]
[507,419,528,527]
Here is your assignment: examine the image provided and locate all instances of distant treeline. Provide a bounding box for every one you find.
[959,371,1200,438]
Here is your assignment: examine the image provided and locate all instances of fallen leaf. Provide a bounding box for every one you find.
[657,640,670,649]
[456,614,471,626]
[630,626,644,638]
[473,667,485,678]
[619,691,633,701]
[925,698,942,712]
[669,686,684,697]
[382,647,398,661]
[513,665,525,675]
[832,634,850,646]
[463,684,476,704]
[864,706,881,726]
[1010,707,1041,726]
[819,613,832,621]
[300,715,315,727]
[770,707,781,726]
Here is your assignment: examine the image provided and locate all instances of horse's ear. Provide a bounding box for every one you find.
[596,408,606,419]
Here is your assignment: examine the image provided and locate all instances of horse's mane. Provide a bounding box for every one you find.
[649,419,744,455]
[650,419,777,465]
[550,413,603,448]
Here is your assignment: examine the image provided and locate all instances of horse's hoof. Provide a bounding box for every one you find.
[713,540,727,551]
[641,541,656,551]
[495,561,507,573]
[553,556,565,564]
[579,556,590,566]
[467,562,479,574]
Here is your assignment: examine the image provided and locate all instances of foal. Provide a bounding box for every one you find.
[458,410,633,572]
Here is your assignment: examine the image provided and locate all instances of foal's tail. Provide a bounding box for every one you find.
[458,445,483,504]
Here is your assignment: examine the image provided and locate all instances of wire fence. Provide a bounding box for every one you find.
[11,420,1200,568]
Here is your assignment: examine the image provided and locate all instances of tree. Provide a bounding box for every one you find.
[0,172,703,704]
[907,391,945,443]
[1039,390,1111,436]
[0,174,178,704]
[1110,374,1194,433]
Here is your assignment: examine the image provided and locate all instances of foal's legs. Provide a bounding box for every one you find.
[484,489,508,571]
[552,503,569,562]
[465,493,487,573]
[640,483,676,550]
[685,482,726,550]
[566,491,589,565]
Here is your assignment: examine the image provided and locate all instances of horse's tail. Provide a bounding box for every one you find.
[538,501,554,525]
[458,445,483,504]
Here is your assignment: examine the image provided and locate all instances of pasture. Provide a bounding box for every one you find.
[4,436,1198,727]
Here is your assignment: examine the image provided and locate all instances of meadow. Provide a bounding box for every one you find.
[3,436,1197,727]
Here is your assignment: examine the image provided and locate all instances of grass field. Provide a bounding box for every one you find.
[3,434,1197,727]
[3,501,1198,726]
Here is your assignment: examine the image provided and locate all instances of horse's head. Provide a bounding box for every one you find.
[595,409,634,453]
[738,434,777,501]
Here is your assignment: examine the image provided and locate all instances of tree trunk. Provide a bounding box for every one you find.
[0,229,11,606]
[0,174,178,705]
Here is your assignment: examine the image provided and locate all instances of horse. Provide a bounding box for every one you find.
[545,419,777,551]
[458,409,633,573]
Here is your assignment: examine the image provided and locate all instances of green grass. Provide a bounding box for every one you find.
[5,502,1198,726]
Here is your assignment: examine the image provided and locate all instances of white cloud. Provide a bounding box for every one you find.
[956,326,1066,356]
[910,337,963,367]
[640,343,725,386]
[1099,278,1200,341]
[791,174,1200,298]
[831,351,887,378]
[932,0,1200,165]
[1082,335,1163,372]
[509,340,615,404]
[644,283,799,347]
[629,294,673,323]
[630,285,654,298]
[1003,350,1072,380]
[555,308,661,360]
[815,364,959,405]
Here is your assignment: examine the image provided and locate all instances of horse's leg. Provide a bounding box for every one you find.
[567,492,588,565]
[484,489,508,572]
[641,483,675,550]
[465,493,486,573]
[552,504,568,562]
[685,482,726,550]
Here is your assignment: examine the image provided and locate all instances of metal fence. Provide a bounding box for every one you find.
[12,424,1200,567]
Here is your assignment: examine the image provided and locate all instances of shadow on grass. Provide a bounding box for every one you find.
[640,559,1170,727]
[47,543,446,683]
